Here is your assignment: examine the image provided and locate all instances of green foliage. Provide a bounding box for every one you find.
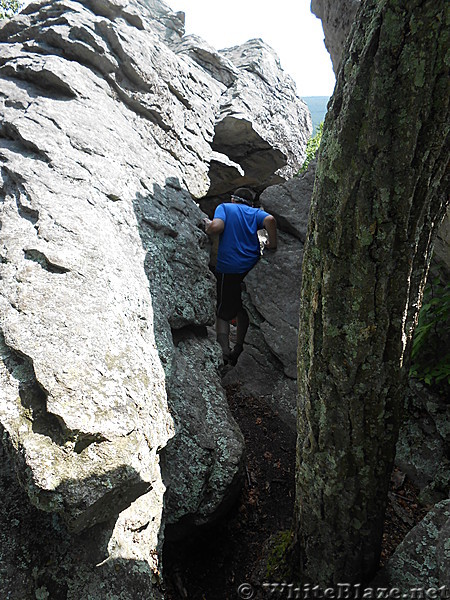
[0,0,20,19]
[410,269,450,391]
[299,121,323,174]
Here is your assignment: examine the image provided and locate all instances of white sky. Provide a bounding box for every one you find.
[166,0,336,97]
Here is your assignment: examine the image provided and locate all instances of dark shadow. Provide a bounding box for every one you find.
[0,435,164,599]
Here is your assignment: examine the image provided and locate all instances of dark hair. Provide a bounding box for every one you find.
[232,187,255,206]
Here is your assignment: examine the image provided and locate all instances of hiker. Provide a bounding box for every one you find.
[204,187,277,366]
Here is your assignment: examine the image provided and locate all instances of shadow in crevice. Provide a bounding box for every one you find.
[131,176,246,534]
[0,438,164,599]
[0,332,67,446]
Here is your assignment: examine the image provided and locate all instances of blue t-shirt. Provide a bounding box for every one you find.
[214,203,270,273]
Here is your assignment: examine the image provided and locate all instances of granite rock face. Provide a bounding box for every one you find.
[371,500,450,590]
[310,0,360,74]
[0,0,311,596]
[175,36,312,199]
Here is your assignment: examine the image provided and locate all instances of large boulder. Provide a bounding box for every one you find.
[310,0,360,74]
[213,39,311,188]
[181,35,312,201]
[396,382,450,505]
[0,436,168,599]
[371,500,450,590]
[0,0,311,596]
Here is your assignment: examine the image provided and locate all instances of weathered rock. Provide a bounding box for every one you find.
[0,2,178,538]
[310,0,360,74]
[371,500,450,590]
[0,0,311,595]
[0,437,166,600]
[260,159,317,243]
[174,34,239,87]
[213,39,312,190]
[163,332,245,537]
[396,382,450,503]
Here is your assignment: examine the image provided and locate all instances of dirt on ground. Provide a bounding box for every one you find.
[163,384,428,600]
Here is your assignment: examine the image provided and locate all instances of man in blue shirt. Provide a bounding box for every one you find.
[204,188,277,366]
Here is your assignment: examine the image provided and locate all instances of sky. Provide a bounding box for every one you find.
[166,0,336,97]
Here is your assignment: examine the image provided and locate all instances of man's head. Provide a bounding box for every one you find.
[231,187,255,207]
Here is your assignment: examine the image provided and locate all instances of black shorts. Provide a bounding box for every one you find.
[215,271,248,321]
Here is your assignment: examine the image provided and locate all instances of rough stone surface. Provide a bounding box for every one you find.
[371,500,450,590]
[0,0,311,596]
[163,332,245,536]
[212,39,311,191]
[396,382,450,504]
[260,160,317,243]
[0,437,166,600]
[310,0,360,74]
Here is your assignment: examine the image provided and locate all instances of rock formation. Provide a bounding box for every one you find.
[371,499,450,590]
[310,0,360,74]
[0,0,311,596]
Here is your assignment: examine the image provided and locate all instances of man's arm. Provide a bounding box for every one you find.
[263,215,277,249]
[204,218,225,235]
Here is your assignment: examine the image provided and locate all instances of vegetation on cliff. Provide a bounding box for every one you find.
[0,0,20,19]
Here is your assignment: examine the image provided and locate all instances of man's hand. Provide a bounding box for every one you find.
[264,240,277,252]
[263,215,277,249]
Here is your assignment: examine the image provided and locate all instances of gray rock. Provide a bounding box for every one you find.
[163,332,245,536]
[245,232,304,380]
[215,39,312,188]
[396,383,450,499]
[371,500,450,590]
[310,0,360,74]
[0,437,166,600]
[223,324,298,429]
[260,160,316,243]
[174,34,239,87]
[0,0,312,594]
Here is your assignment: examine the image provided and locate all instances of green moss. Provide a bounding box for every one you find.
[265,530,295,580]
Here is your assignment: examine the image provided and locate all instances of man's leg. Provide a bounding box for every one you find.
[216,316,230,359]
[236,307,249,346]
[229,307,248,365]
